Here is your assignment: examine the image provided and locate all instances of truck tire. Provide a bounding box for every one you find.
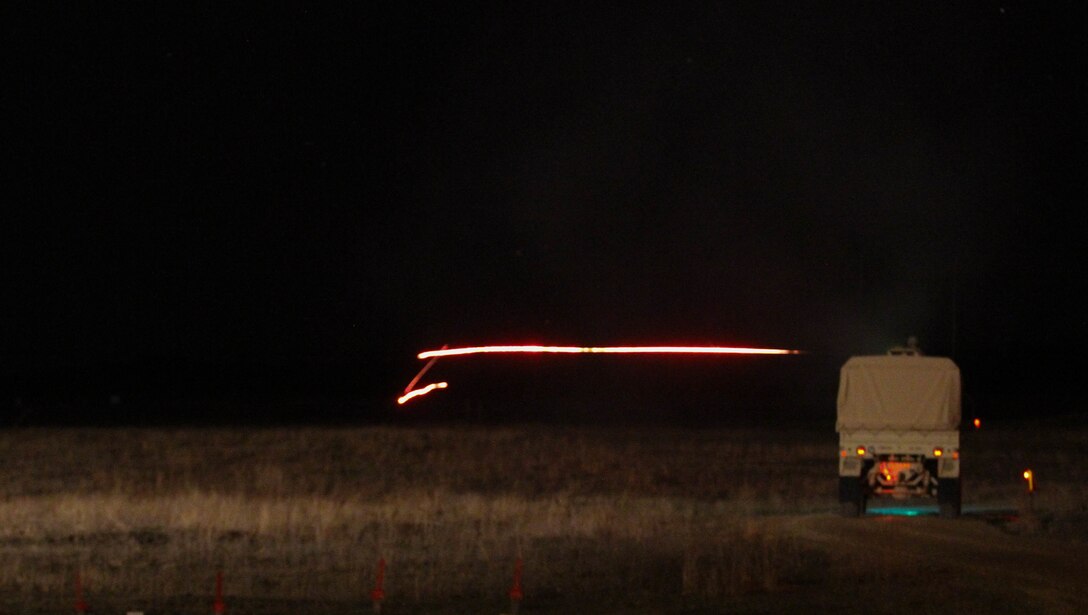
[938,478,961,518]
[839,476,865,517]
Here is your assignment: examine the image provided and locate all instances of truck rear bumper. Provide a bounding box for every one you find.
[838,430,960,478]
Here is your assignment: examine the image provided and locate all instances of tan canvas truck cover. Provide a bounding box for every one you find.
[836,355,961,431]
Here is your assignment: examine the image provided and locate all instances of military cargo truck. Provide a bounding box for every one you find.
[836,342,962,518]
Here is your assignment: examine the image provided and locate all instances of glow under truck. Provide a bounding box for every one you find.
[836,339,962,517]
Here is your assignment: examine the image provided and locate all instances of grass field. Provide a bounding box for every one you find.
[1,417,1085,613]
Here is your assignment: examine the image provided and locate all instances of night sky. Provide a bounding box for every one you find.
[5,3,1085,425]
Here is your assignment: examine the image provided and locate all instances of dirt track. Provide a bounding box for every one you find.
[781,509,1088,615]
[1,509,1083,615]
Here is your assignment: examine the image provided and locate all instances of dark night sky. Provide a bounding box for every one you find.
[4,3,1085,424]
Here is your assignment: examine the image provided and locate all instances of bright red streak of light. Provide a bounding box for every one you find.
[403,351,442,394]
[417,345,801,359]
[397,382,448,405]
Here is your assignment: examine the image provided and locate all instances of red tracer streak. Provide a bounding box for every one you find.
[417,345,800,359]
[397,344,802,405]
[396,381,448,405]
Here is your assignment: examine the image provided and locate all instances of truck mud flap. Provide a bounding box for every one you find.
[839,476,867,517]
[938,477,961,518]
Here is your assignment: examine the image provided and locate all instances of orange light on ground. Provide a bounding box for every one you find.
[973,418,981,429]
[417,344,802,359]
[1023,469,1034,493]
[397,382,448,405]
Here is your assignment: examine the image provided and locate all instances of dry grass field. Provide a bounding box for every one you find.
[1,417,1086,614]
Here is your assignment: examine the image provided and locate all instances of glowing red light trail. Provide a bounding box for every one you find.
[417,344,800,359]
[396,344,802,405]
[397,381,448,405]
[403,346,445,394]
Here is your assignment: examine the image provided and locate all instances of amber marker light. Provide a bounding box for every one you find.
[855,446,867,456]
[1023,469,1034,493]
[933,448,943,457]
[973,417,981,429]
[397,382,448,405]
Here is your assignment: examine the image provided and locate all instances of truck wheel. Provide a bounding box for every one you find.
[938,478,961,518]
[839,477,865,517]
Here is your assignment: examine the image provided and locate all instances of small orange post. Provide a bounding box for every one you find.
[370,558,386,613]
[212,570,226,614]
[1020,468,1038,521]
[74,571,89,614]
[508,558,524,614]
